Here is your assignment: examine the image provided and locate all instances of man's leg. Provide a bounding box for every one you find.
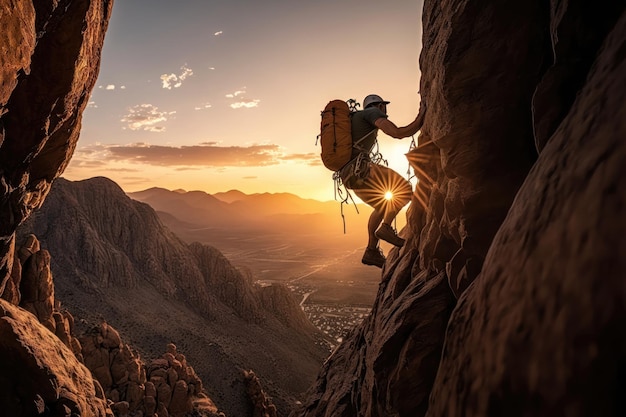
[365,164,412,246]
[367,208,384,249]
[351,185,386,268]
[350,163,413,266]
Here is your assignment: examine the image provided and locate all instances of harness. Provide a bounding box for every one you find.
[332,130,386,233]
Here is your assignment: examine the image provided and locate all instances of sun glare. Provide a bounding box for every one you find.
[384,191,393,200]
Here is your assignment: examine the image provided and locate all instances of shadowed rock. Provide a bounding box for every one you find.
[0,0,113,298]
[0,299,110,416]
[244,369,278,417]
[81,325,223,417]
[427,10,626,416]
[294,1,626,416]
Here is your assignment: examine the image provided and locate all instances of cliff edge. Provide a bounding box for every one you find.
[294,1,626,416]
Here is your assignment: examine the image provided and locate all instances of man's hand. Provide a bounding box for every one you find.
[373,100,428,139]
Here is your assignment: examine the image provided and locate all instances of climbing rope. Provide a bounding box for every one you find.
[332,170,359,234]
[406,134,417,182]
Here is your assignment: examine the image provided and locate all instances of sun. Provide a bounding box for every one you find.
[384,191,394,200]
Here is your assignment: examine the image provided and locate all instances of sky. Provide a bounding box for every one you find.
[64,0,425,201]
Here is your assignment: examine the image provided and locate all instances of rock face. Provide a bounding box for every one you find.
[8,234,84,359]
[0,299,109,416]
[0,0,113,292]
[426,9,626,417]
[0,3,110,403]
[294,1,626,416]
[189,241,262,320]
[20,176,329,417]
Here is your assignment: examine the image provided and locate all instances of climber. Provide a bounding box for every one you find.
[340,94,427,268]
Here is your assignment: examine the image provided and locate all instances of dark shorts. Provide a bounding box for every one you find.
[343,161,412,212]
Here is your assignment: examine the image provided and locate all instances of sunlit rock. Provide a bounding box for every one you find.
[0,299,109,416]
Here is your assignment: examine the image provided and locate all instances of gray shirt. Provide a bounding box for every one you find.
[350,107,387,158]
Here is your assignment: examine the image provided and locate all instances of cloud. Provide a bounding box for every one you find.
[97,84,126,91]
[225,89,246,98]
[242,176,257,180]
[279,153,320,166]
[161,65,194,89]
[71,143,315,168]
[230,99,260,109]
[174,167,203,171]
[225,87,260,109]
[108,143,282,167]
[121,104,175,132]
[214,31,223,36]
[194,102,212,111]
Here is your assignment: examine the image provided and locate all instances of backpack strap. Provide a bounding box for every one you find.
[352,129,376,154]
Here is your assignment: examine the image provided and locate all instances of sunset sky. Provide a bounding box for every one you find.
[65,0,425,201]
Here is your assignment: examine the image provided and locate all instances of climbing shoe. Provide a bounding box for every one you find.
[362,246,386,268]
[375,223,405,247]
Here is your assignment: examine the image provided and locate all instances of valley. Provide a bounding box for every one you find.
[161,218,383,345]
[129,188,401,344]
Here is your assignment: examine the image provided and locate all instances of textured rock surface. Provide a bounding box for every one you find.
[0,235,83,357]
[244,369,278,417]
[81,326,222,417]
[294,1,626,416]
[189,241,262,321]
[0,0,113,291]
[256,283,319,331]
[0,299,109,416]
[427,9,626,417]
[2,235,224,416]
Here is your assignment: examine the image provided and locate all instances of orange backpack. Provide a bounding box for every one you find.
[319,99,356,171]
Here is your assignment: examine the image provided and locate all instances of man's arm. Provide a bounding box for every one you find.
[374,103,427,139]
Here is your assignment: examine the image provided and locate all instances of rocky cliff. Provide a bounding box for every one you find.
[294,1,626,416]
[0,0,112,289]
[1,3,326,414]
[2,235,223,416]
[19,176,329,417]
[1,1,113,415]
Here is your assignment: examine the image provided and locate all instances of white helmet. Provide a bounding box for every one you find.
[363,94,390,109]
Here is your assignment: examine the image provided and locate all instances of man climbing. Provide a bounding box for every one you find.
[340,94,427,268]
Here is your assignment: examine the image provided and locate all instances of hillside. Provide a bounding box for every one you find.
[19,177,330,417]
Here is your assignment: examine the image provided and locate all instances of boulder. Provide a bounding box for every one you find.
[0,299,109,415]
[169,380,192,416]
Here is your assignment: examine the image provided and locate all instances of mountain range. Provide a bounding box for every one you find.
[18,177,330,417]
[127,184,386,291]
[127,186,373,237]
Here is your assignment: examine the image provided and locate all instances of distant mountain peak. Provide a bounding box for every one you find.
[212,189,247,203]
